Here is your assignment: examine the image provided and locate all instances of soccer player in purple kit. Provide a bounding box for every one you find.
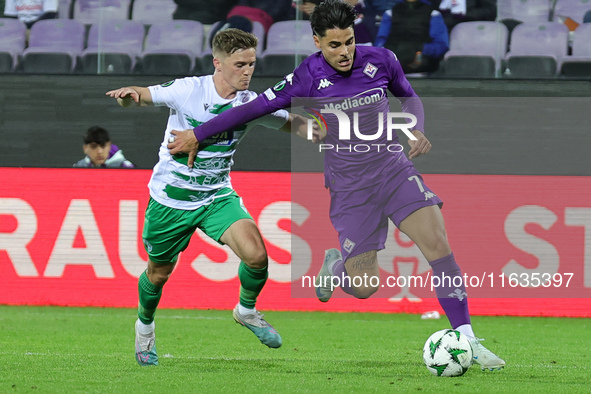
[169,0,505,371]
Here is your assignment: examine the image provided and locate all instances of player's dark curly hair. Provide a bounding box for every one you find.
[309,0,357,37]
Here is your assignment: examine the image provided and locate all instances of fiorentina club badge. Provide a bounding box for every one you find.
[343,238,356,253]
[363,62,378,78]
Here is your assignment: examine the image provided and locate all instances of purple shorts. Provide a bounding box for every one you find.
[329,165,443,262]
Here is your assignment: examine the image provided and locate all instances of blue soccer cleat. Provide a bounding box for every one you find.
[232,304,282,348]
[315,248,342,302]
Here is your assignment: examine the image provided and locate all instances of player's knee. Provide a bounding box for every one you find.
[243,247,268,270]
[352,285,379,299]
[147,261,175,287]
[148,271,171,287]
[433,237,451,257]
[425,231,451,259]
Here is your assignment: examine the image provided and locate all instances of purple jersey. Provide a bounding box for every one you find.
[193,45,425,191]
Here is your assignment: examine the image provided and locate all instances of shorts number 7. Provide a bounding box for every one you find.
[407,175,425,192]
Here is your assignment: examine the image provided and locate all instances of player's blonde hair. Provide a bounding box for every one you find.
[212,28,258,58]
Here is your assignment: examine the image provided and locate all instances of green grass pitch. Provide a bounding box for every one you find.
[0,305,589,393]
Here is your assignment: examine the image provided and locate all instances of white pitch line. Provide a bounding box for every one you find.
[8,310,228,321]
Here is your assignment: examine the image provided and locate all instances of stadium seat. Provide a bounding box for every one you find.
[260,20,318,77]
[442,22,508,77]
[22,19,85,73]
[0,18,26,72]
[73,0,131,25]
[141,21,203,75]
[561,23,591,77]
[58,0,72,19]
[81,20,145,74]
[131,0,176,25]
[198,21,266,76]
[497,0,551,24]
[504,22,569,78]
[251,20,266,54]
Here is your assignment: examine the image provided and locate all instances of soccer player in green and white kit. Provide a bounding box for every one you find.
[106,29,312,366]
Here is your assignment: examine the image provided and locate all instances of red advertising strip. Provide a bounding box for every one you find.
[0,168,590,317]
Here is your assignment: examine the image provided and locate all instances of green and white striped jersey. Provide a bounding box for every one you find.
[147,76,289,210]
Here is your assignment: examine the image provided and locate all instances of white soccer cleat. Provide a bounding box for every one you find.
[314,248,342,302]
[470,337,505,371]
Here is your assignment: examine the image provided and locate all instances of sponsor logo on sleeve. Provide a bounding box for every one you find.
[273,80,286,91]
[264,88,276,101]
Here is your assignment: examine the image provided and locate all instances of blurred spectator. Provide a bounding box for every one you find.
[360,0,398,39]
[208,0,293,45]
[375,0,449,73]
[438,0,496,32]
[585,10,591,23]
[3,0,58,29]
[366,0,398,14]
[294,0,374,44]
[74,126,135,168]
[173,0,239,38]
[173,0,238,23]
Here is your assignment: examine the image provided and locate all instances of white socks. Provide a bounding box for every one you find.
[455,323,476,340]
[238,304,256,316]
[137,319,155,335]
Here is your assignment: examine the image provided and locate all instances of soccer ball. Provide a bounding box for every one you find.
[423,329,473,377]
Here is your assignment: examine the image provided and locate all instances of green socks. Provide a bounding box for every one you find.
[137,263,266,321]
[138,270,162,325]
[238,261,268,309]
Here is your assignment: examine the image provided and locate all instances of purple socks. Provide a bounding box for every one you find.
[330,258,356,296]
[429,252,471,328]
[330,251,472,330]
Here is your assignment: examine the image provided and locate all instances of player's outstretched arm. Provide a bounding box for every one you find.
[105,86,153,107]
[281,113,325,143]
[407,130,432,159]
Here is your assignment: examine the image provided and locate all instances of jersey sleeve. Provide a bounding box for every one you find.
[250,109,290,130]
[148,78,194,111]
[193,68,310,142]
[236,90,290,130]
[258,68,310,110]
[385,49,417,98]
[384,49,426,133]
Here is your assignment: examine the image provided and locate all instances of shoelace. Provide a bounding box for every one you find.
[138,333,154,352]
[239,308,276,329]
[251,312,269,327]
